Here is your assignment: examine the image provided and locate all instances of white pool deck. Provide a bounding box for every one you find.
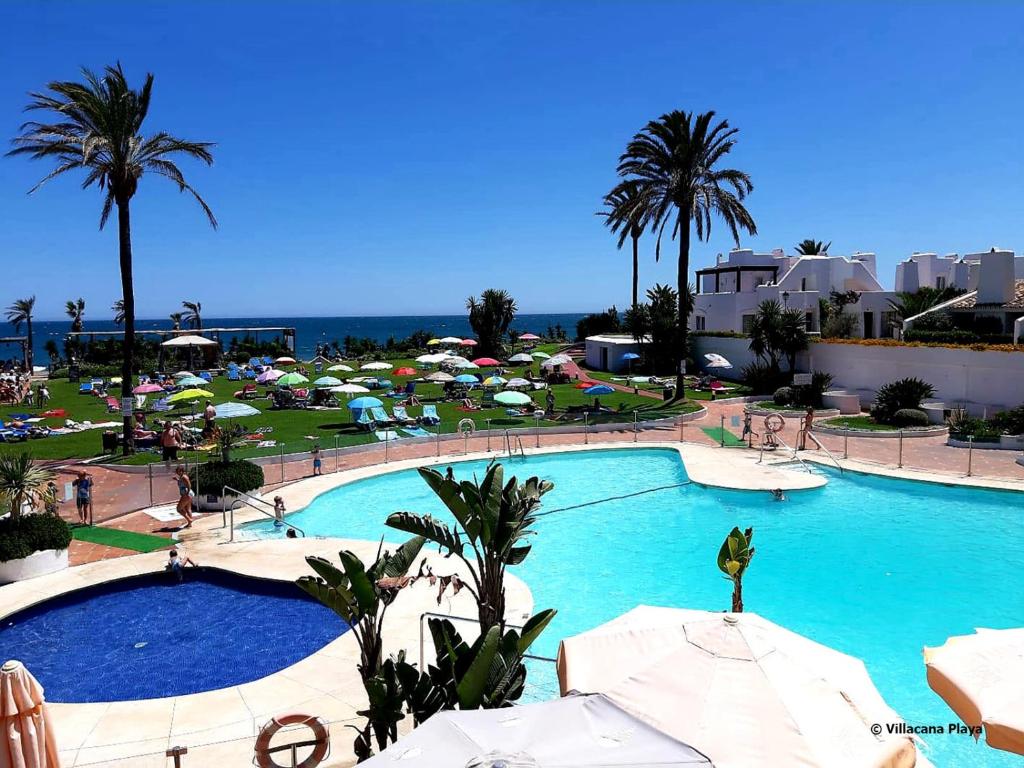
[1,441,994,766]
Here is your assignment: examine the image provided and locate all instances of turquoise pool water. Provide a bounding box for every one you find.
[246,448,1024,767]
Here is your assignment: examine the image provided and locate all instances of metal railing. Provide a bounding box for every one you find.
[502,430,526,458]
[222,484,305,541]
[804,431,844,473]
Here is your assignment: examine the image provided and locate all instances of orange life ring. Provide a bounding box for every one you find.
[254,713,330,768]
[764,413,785,433]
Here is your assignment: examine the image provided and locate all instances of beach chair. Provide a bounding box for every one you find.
[354,409,376,432]
[261,356,273,366]
[370,406,395,426]
[391,405,416,425]
[105,396,120,413]
[292,388,310,408]
[79,381,94,394]
[420,404,440,426]
[152,397,171,412]
[243,368,257,380]
[200,371,213,382]
[227,368,241,381]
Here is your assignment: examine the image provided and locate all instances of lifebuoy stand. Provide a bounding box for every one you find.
[254,714,330,768]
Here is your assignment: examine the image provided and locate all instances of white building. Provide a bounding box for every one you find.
[691,248,899,339]
[584,334,646,372]
[895,249,1024,293]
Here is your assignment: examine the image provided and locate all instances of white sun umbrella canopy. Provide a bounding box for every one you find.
[172,371,195,379]
[331,383,370,396]
[558,606,918,768]
[161,334,217,348]
[541,353,572,368]
[313,376,343,388]
[452,359,479,369]
[361,362,393,371]
[361,693,713,768]
[439,336,463,344]
[505,377,532,389]
[213,402,261,419]
[495,391,532,406]
[703,353,732,369]
[424,371,455,383]
[508,353,533,363]
[326,363,354,372]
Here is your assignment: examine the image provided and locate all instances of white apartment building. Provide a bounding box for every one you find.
[895,249,1024,293]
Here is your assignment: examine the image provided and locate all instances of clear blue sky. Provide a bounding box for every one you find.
[2,1,1023,320]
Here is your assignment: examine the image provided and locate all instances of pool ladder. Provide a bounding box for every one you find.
[503,430,526,459]
[222,485,306,542]
[804,431,844,473]
[758,432,813,473]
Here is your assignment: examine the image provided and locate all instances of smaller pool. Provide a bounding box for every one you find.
[0,568,347,703]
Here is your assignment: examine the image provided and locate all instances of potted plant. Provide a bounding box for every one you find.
[0,453,71,583]
[188,424,265,511]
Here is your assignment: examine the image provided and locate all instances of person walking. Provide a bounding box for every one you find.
[799,406,815,450]
[203,400,216,434]
[72,470,93,525]
[160,421,180,465]
[311,445,322,476]
[173,465,195,528]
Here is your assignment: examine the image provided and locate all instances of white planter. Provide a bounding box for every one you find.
[1000,434,1024,449]
[821,391,861,415]
[193,489,262,512]
[0,548,68,584]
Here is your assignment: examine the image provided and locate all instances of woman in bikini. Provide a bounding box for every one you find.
[173,465,195,528]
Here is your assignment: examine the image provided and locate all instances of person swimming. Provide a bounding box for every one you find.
[770,488,786,501]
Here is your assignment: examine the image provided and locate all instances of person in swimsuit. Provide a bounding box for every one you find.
[273,496,286,528]
[160,422,180,464]
[311,445,322,476]
[166,549,197,581]
[173,466,194,527]
[72,470,93,524]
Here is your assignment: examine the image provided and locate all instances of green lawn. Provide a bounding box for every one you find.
[581,368,751,400]
[818,415,894,431]
[1,347,700,465]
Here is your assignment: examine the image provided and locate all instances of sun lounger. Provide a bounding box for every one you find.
[105,397,119,412]
[227,368,241,381]
[374,429,400,442]
[401,426,432,438]
[79,382,94,394]
[391,405,416,425]
[370,406,395,426]
[420,404,440,425]
[243,369,256,379]
[354,410,376,431]
[200,371,213,382]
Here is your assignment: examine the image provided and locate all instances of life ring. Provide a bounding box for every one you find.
[254,713,329,768]
[764,413,785,434]
[457,418,475,434]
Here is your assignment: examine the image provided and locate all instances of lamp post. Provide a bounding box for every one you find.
[781,291,790,309]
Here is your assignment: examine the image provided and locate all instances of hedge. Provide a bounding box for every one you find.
[812,337,1021,353]
[189,460,264,496]
[0,514,73,562]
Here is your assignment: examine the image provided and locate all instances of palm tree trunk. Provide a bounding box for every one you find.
[732,578,743,612]
[631,233,639,310]
[117,198,136,455]
[25,319,33,372]
[675,217,691,394]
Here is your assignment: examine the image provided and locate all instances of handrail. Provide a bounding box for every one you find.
[501,431,526,459]
[773,433,813,473]
[805,431,844,473]
[223,484,305,542]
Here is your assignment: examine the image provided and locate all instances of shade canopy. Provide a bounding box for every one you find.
[313,376,343,388]
[495,391,531,406]
[925,627,1024,756]
[531,351,551,359]
[622,352,641,361]
[172,371,195,379]
[361,693,713,768]
[452,360,479,369]
[439,336,463,344]
[508,353,533,363]
[274,356,297,364]
[256,369,285,384]
[541,353,572,367]
[213,402,261,419]
[483,376,507,387]
[703,353,732,369]
[472,357,500,366]
[331,383,370,395]
[276,372,309,387]
[176,376,207,388]
[426,339,442,346]
[459,339,478,346]
[166,388,213,404]
[347,396,383,410]
[361,362,393,371]
[326,364,354,372]
[392,367,415,376]
[424,371,454,383]
[558,606,917,768]
[454,374,479,384]
[161,334,216,347]
[0,660,60,768]
[505,377,531,388]
[518,332,540,340]
[584,384,614,395]
[132,384,164,394]
[417,353,449,364]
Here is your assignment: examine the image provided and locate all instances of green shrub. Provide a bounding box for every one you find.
[0,514,72,562]
[740,361,787,394]
[189,460,264,496]
[792,371,835,408]
[773,387,792,406]
[892,408,930,427]
[871,377,936,424]
[993,405,1024,435]
[904,329,979,345]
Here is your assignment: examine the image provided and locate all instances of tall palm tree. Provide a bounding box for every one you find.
[598,180,649,310]
[795,239,830,255]
[9,64,217,453]
[182,300,202,330]
[112,299,125,326]
[168,312,183,331]
[617,110,756,392]
[5,296,36,370]
[65,297,86,332]
[466,289,517,357]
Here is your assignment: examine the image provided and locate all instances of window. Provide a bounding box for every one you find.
[936,276,946,290]
[741,314,755,335]
[800,277,807,291]
[695,315,706,331]
[805,312,814,331]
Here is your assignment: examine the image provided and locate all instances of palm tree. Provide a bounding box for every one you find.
[795,239,830,255]
[5,296,36,370]
[168,312,183,331]
[466,289,517,357]
[65,297,86,332]
[598,180,649,310]
[617,110,756,393]
[182,300,202,330]
[9,63,216,454]
[0,452,56,522]
[887,286,965,320]
[717,526,755,612]
[112,299,125,326]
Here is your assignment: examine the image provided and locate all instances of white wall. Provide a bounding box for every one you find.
[691,335,791,375]
[584,336,645,372]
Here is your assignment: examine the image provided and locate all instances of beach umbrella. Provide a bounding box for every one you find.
[584,384,615,395]
[133,383,164,394]
[394,367,417,376]
[361,361,393,371]
[703,353,733,369]
[574,381,595,389]
[541,353,572,367]
[508,353,533,363]
[415,354,436,363]
[518,333,540,341]
[0,660,60,768]
[176,375,207,388]
[172,371,195,379]
[558,606,917,768]
[360,693,712,768]
[275,356,297,365]
[347,396,383,410]
[440,336,463,344]
[167,388,213,404]
[327,364,354,372]
[426,338,442,346]
[459,338,478,347]
[454,374,479,384]
[483,376,507,387]
[925,628,1024,755]
[452,360,479,369]
[531,351,551,360]
[505,377,531,388]
[471,357,500,366]
[425,371,454,383]
[622,352,641,361]
[313,376,343,388]
[162,334,217,348]
[214,402,261,419]
[331,383,370,396]
[256,369,285,384]
[277,372,309,387]
[495,391,532,406]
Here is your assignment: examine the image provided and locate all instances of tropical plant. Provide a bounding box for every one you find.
[792,371,834,408]
[188,459,262,496]
[10,63,217,454]
[772,386,792,406]
[296,537,426,760]
[739,360,786,394]
[575,307,621,341]
[65,297,86,332]
[795,239,830,255]
[43,339,60,364]
[993,404,1024,436]
[5,296,36,370]
[168,312,183,331]
[818,289,860,339]
[887,286,965,321]
[111,298,125,326]
[0,513,72,563]
[892,408,929,427]
[182,300,202,330]
[623,283,689,374]
[717,526,755,612]
[779,308,809,373]
[0,453,56,522]
[748,300,808,376]
[617,110,756,391]
[387,462,552,635]
[598,179,650,310]
[466,289,517,357]
[871,377,936,424]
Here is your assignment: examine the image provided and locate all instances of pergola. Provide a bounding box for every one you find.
[0,336,30,371]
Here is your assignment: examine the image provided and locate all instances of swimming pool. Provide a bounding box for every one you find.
[0,568,346,703]
[245,447,1023,767]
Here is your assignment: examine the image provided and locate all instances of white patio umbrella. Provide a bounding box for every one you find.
[213,402,261,419]
[531,351,551,360]
[703,353,733,369]
[415,354,437,363]
[558,606,918,768]
[508,353,533,363]
[505,377,531,389]
[452,360,479,369]
[274,355,297,365]
[161,334,217,348]
[424,371,455,383]
[172,371,195,379]
[313,376,343,388]
[446,355,471,366]
[331,383,371,396]
[361,362,393,371]
[925,627,1024,756]
[495,391,531,406]
[327,363,354,372]
[439,336,462,344]
[0,660,60,768]
[361,693,712,767]
[541,353,572,368]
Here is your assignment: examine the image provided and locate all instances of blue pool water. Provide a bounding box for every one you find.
[247,447,1024,767]
[0,568,346,702]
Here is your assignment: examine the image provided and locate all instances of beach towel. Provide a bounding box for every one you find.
[9,413,32,420]
[257,440,277,448]
[374,430,400,441]
[40,408,67,418]
[401,426,432,438]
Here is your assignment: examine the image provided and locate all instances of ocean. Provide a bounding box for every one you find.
[1,313,586,362]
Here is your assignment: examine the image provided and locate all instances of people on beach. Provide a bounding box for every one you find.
[45,480,60,515]
[741,411,753,443]
[72,470,92,524]
[273,495,286,527]
[173,465,194,527]
[160,421,180,464]
[203,400,216,433]
[545,389,555,416]
[311,445,322,476]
